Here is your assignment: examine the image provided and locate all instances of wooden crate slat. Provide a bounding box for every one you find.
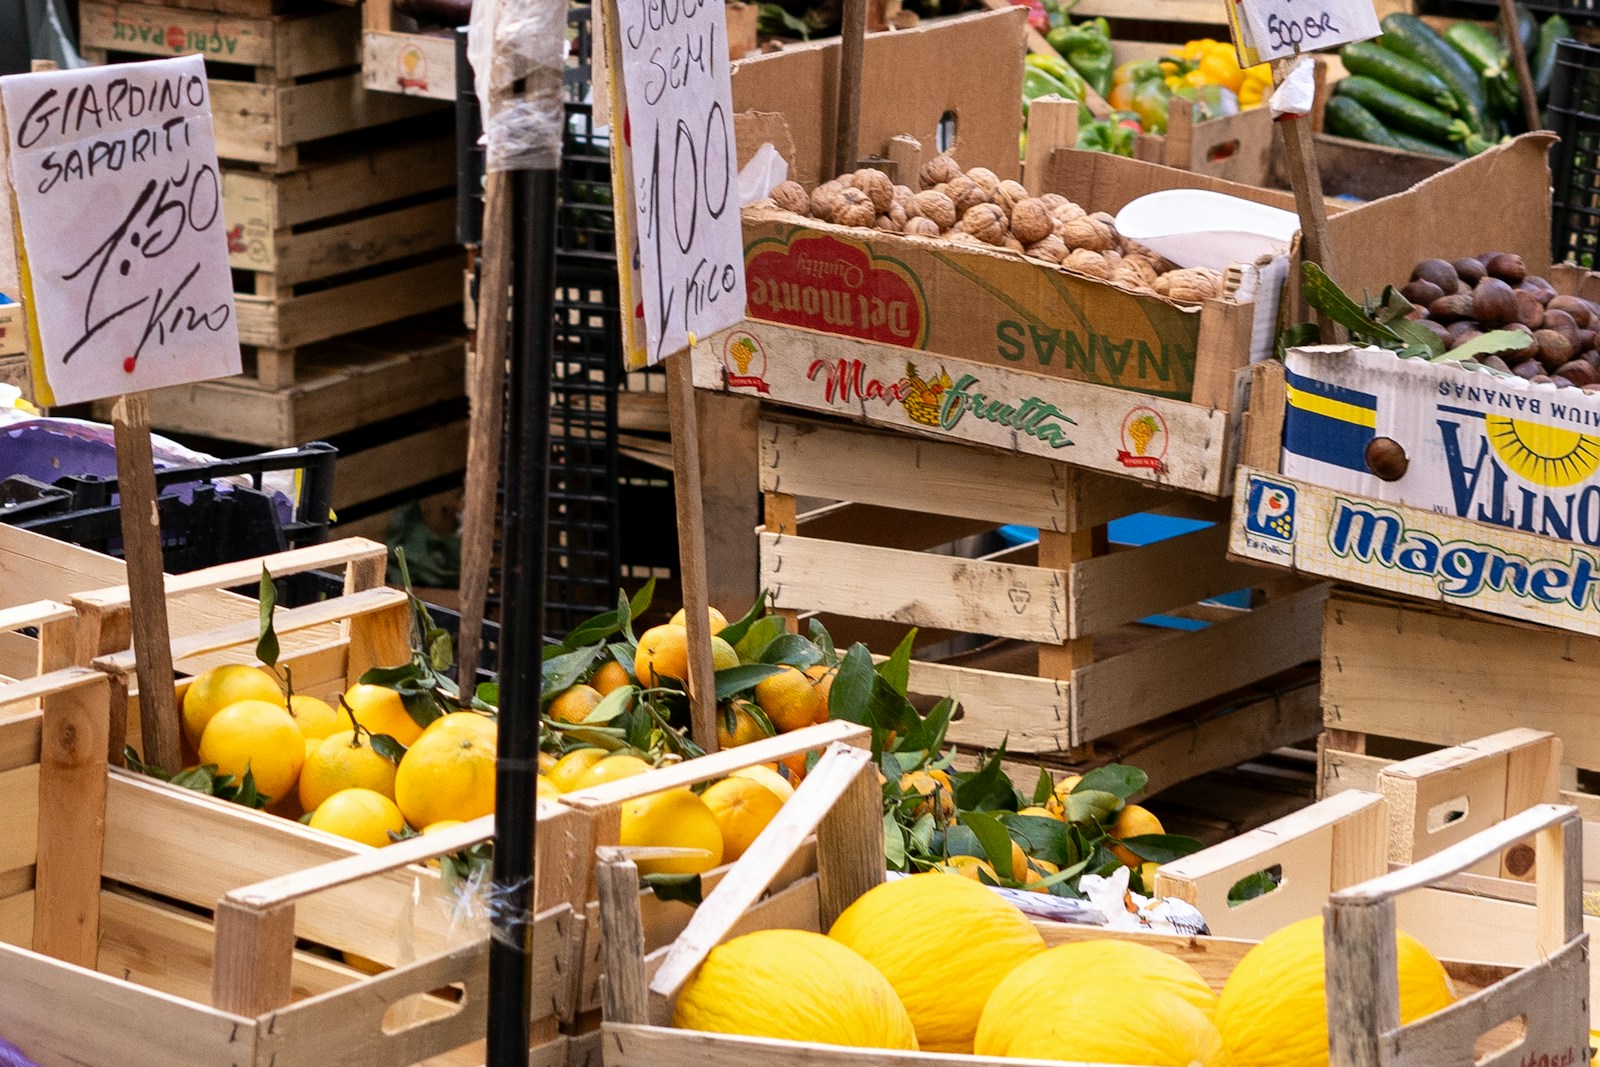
[79,2,361,79]
[222,136,454,235]
[263,196,456,286]
[1070,522,1273,637]
[1321,594,1600,772]
[333,418,469,512]
[234,255,461,348]
[795,503,998,554]
[759,419,1072,531]
[0,764,40,878]
[1071,582,1327,745]
[209,72,441,167]
[761,532,1068,645]
[0,890,33,946]
[908,659,1069,750]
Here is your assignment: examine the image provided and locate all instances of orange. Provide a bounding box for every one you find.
[422,711,497,743]
[937,855,999,883]
[804,664,837,722]
[754,665,821,732]
[394,724,497,828]
[1109,804,1164,868]
[779,751,810,783]
[538,751,558,774]
[1045,774,1084,819]
[571,754,652,791]
[619,788,723,875]
[901,769,954,823]
[717,699,773,749]
[287,694,341,741]
[730,764,794,801]
[1008,840,1029,882]
[1017,805,1064,822]
[537,776,561,800]
[548,684,604,725]
[634,625,690,688]
[309,788,405,847]
[591,660,632,696]
[342,683,423,746]
[702,776,784,862]
[299,728,398,811]
[197,699,305,801]
[669,606,729,634]
[709,636,740,672]
[181,664,282,747]
[1024,857,1059,892]
[545,748,606,792]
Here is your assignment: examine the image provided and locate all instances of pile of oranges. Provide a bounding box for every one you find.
[179,663,495,847]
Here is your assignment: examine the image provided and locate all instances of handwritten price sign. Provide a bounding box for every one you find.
[1229,0,1380,64]
[0,55,240,405]
[609,0,746,367]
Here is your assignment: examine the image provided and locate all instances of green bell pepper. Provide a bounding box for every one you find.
[1046,21,1115,99]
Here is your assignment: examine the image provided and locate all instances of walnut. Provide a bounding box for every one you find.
[1025,233,1067,263]
[920,154,962,188]
[876,200,908,232]
[771,180,810,216]
[809,179,845,222]
[904,216,941,237]
[1159,267,1225,301]
[1050,201,1087,231]
[1010,198,1053,245]
[960,203,1009,245]
[965,167,1001,195]
[853,168,894,213]
[1002,235,1026,254]
[1039,193,1070,212]
[1114,256,1158,289]
[892,185,918,215]
[1061,214,1116,253]
[994,179,1029,215]
[833,187,876,229]
[1064,248,1113,280]
[747,197,778,210]
[835,170,858,188]
[945,231,982,245]
[1103,249,1122,269]
[912,190,956,231]
[1089,210,1118,230]
[946,174,991,217]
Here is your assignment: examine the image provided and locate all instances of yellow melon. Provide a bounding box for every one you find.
[978,982,1226,1066]
[828,872,1045,1053]
[672,929,917,1050]
[1216,916,1455,1067]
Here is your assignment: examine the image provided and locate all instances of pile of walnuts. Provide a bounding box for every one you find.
[748,154,1224,303]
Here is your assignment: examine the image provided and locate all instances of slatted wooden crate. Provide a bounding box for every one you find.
[596,740,1587,1067]
[0,661,578,1067]
[758,415,1326,761]
[80,0,444,172]
[99,323,467,448]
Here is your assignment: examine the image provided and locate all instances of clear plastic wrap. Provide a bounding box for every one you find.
[467,0,567,172]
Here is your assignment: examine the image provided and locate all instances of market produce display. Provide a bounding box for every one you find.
[751,154,1228,300]
[1329,10,1570,158]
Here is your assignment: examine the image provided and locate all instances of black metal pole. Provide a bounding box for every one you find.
[486,164,559,1067]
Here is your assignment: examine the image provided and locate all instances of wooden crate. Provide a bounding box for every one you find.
[220,135,458,388]
[0,664,578,1067]
[1157,785,1600,1025]
[596,740,1587,1067]
[330,409,470,524]
[80,0,444,172]
[102,323,468,448]
[758,415,1325,757]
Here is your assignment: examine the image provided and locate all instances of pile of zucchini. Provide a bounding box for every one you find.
[1328,9,1569,160]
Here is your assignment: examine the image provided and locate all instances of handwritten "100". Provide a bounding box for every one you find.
[1265,10,1338,51]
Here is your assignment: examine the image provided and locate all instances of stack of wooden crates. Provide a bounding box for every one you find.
[76,0,469,536]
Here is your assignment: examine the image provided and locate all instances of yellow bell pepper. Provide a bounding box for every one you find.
[1238,67,1272,109]
[1198,50,1245,93]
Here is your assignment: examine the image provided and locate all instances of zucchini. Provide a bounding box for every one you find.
[1340,41,1457,113]
[1533,14,1571,104]
[1443,21,1519,117]
[1337,76,1472,143]
[1379,14,1490,136]
[1326,95,1402,147]
[1388,130,1467,159]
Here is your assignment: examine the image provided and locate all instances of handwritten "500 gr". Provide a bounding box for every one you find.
[1265,10,1338,51]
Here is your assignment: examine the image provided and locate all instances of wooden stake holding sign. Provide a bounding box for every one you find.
[0,56,242,773]
[1228,0,1381,342]
[604,0,752,751]
[1499,0,1542,133]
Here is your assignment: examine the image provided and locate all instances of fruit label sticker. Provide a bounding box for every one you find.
[604,0,746,367]
[1229,0,1380,65]
[1230,469,1600,637]
[0,55,239,405]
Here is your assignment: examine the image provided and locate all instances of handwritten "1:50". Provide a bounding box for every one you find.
[1265,10,1338,51]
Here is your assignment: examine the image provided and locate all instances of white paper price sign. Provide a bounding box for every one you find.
[608,0,746,367]
[1228,0,1381,65]
[0,55,240,406]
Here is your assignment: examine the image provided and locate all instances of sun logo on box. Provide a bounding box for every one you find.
[1484,415,1600,488]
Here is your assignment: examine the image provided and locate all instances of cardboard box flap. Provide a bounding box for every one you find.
[731,9,1025,187]
[1044,133,1553,307]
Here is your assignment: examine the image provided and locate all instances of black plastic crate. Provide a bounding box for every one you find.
[1550,39,1600,267]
